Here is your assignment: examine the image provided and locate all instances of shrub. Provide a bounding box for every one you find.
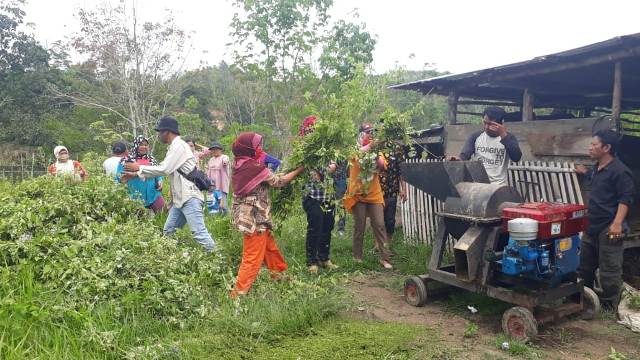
[0,176,226,321]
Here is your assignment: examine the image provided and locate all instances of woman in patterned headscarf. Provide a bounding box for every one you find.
[115,136,165,214]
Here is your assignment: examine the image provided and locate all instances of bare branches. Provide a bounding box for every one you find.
[64,1,189,137]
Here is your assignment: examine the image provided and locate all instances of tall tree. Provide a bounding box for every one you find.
[319,19,376,80]
[50,1,190,137]
[0,0,59,145]
[229,0,333,130]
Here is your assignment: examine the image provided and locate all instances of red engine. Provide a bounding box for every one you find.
[502,202,588,239]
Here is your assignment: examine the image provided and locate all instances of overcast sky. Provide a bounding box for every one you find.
[24,0,640,75]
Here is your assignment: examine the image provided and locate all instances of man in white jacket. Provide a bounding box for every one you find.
[123,116,216,252]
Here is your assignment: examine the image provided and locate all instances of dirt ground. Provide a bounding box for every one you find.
[349,273,640,360]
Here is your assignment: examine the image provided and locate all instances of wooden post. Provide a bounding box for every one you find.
[447,89,458,125]
[522,88,534,122]
[612,61,623,131]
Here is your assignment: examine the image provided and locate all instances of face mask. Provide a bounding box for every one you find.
[58,153,69,161]
[358,132,372,146]
[255,146,265,159]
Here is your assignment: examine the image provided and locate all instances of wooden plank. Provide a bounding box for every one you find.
[551,161,564,202]
[425,192,432,243]
[522,88,534,122]
[404,182,413,242]
[563,161,577,204]
[418,187,426,243]
[445,117,614,162]
[556,161,568,203]
[612,61,623,131]
[401,182,411,243]
[569,162,584,204]
[532,161,544,201]
[540,161,554,202]
[448,89,458,125]
[513,163,524,199]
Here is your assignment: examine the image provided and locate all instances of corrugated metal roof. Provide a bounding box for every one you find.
[389,33,640,100]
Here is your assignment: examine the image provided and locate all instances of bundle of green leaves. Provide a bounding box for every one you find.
[0,176,225,321]
[271,116,356,219]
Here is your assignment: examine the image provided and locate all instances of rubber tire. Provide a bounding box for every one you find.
[404,276,428,307]
[502,306,538,342]
[582,286,601,320]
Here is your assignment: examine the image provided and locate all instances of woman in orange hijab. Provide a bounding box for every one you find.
[343,123,393,269]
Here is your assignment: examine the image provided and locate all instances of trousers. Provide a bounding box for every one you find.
[383,196,398,237]
[163,197,215,252]
[234,230,288,293]
[352,202,390,261]
[303,197,335,265]
[578,229,625,304]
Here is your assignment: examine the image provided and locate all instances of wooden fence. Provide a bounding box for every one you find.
[400,160,584,245]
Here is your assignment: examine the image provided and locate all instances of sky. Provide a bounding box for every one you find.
[23,0,640,75]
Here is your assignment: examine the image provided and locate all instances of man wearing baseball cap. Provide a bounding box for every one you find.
[103,141,127,178]
[123,116,216,253]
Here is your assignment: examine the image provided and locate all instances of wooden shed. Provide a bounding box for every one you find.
[391,34,640,251]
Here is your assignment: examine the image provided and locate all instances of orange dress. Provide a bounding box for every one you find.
[343,156,386,212]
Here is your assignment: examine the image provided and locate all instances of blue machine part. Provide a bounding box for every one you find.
[497,234,580,285]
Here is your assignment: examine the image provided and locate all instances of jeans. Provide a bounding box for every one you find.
[164,197,216,252]
[383,197,398,237]
[303,197,335,265]
[334,178,347,232]
[578,229,625,305]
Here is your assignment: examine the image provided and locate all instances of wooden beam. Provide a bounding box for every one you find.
[458,100,519,107]
[448,89,458,125]
[522,88,534,121]
[612,61,623,131]
[457,111,484,116]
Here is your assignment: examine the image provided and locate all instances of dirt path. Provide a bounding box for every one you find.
[348,273,640,359]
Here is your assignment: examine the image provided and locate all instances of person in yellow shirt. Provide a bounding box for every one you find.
[343,123,393,270]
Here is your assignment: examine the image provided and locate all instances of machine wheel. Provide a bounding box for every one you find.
[404,276,428,307]
[501,307,538,342]
[581,287,601,320]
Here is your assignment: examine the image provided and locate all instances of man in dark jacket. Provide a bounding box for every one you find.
[450,106,522,185]
[576,130,635,308]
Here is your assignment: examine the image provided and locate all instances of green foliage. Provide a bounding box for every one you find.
[320,19,377,80]
[628,293,640,311]
[0,177,224,323]
[463,322,479,338]
[608,347,629,360]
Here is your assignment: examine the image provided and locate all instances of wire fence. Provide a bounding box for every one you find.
[0,153,50,182]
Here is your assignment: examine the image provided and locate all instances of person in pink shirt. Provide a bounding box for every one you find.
[185,139,209,169]
[204,141,230,213]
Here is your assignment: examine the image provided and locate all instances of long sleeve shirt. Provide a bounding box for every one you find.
[138,136,203,208]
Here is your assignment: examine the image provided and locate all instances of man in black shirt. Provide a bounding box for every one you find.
[576,130,635,307]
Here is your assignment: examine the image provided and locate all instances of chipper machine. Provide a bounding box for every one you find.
[401,160,600,341]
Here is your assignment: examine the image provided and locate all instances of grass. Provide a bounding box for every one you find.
[0,191,441,359]
[493,335,546,359]
[165,319,439,359]
[628,293,640,311]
